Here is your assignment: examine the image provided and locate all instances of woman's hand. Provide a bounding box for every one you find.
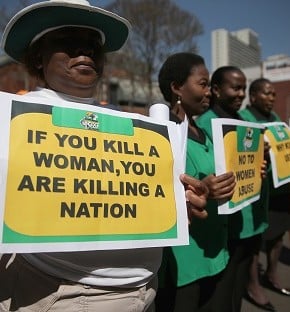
[202,172,236,200]
[260,159,268,179]
[264,141,271,159]
[180,174,209,222]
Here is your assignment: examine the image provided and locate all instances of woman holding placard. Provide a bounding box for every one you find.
[240,78,290,310]
[155,53,236,312]
[196,66,270,312]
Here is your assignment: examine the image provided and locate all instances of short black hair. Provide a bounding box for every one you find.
[249,78,271,95]
[158,52,205,103]
[210,65,243,88]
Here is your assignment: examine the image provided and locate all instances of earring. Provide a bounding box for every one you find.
[176,96,182,105]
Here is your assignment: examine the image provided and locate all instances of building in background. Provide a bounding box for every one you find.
[263,54,290,82]
[263,55,290,124]
[0,54,38,93]
[212,28,261,72]
[238,55,290,125]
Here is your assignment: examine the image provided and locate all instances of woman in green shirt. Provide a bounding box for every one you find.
[155,53,236,312]
[240,78,290,310]
[196,66,270,312]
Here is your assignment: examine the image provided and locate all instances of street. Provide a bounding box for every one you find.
[242,233,290,312]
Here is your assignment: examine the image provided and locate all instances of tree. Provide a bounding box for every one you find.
[105,0,203,105]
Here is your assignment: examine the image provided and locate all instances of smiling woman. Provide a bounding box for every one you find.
[155,53,236,312]
[23,27,106,98]
[196,66,270,312]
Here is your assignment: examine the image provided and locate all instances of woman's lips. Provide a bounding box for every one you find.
[71,58,96,71]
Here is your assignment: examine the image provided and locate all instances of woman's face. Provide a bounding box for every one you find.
[39,27,104,97]
[251,82,275,116]
[213,70,246,114]
[178,64,211,118]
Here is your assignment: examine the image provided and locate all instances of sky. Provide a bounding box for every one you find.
[4,0,290,71]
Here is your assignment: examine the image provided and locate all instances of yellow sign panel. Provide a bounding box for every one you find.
[5,105,176,238]
[224,130,263,205]
[264,122,290,187]
[212,118,265,214]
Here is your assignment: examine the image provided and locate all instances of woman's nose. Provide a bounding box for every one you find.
[238,89,246,97]
[75,46,94,58]
[205,87,212,97]
[269,94,275,101]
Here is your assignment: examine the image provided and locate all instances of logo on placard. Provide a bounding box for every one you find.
[243,127,254,150]
[275,125,286,140]
[80,112,99,130]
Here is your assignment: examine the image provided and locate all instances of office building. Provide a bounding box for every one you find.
[212,28,261,71]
